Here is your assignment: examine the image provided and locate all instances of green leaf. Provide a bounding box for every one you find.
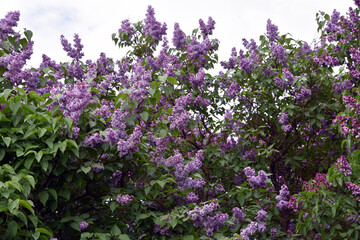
[9,101,20,114]
[35,228,51,235]
[7,221,18,238]
[2,136,11,147]
[35,151,43,162]
[19,200,34,214]
[110,225,121,236]
[39,192,49,207]
[119,234,131,240]
[167,76,177,85]
[140,111,149,121]
[159,128,168,138]
[59,141,67,153]
[81,165,91,174]
[0,149,5,161]
[48,188,57,201]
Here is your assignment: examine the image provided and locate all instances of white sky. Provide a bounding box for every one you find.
[0,0,355,68]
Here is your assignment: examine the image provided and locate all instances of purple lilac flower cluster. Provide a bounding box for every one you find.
[243,167,268,188]
[279,112,292,132]
[0,11,20,40]
[79,221,89,230]
[232,207,246,223]
[270,42,287,66]
[240,221,258,240]
[295,87,312,102]
[58,81,92,124]
[116,194,134,206]
[117,125,142,156]
[189,68,206,88]
[172,23,187,49]
[335,155,352,176]
[118,19,136,46]
[60,34,84,61]
[143,6,167,41]
[169,93,192,130]
[266,19,279,42]
[0,40,34,85]
[174,150,204,190]
[302,173,332,191]
[199,17,216,36]
[188,200,229,236]
[325,10,341,33]
[276,184,290,211]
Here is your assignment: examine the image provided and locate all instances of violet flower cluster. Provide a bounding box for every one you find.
[143,6,167,42]
[279,112,292,132]
[199,17,216,36]
[266,19,279,42]
[0,11,20,40]
[188,200,229,236]
[116,194,134,206]
[79,221,89,231]
[276,184,290,211]
[335,155,352,176]
[243,167,268,188]
[60,34,84,61]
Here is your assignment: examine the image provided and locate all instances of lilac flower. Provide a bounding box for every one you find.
[240,221,258,240]
[185,192,199,204]
[279,112,289,125]
[83,133,104,147]
[225,80,240,98]
[143,6,167,41]
[199,17,216,36]
[116,194,134,206]
[189,68,206,88]
[248,170,268,188]
[0,11,20,40]
[325,10,341,33]
[336,155,352,176]
[266,19,279,42]
[345,182,360,196]
[270,42,287,65]
[60,34,84,61]
[295,87,312,101]
[188,200,228,236]
[118,19,135,45]
[243,167,255,178]
[173,23,186,49]
[79,221,89,230]
[255,209,268,222]
[58,81,91,124]
[355,0,360,8]
[232,207,246,223]
[105,128,120,146]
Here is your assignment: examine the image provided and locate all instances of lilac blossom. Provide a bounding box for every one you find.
[58,81,91,124]
[0,11,20,40]
[188,200,229,236]
[199,17,216,36]
[118,19,135,45]
[336,155,352,176]
[270,42,287,66]
[60,34,84,61]
[295,87,312,101]
[79,221,89,230]
[189,68,206,88]
[266,19,279,42]
[240,221,258,240]
[173,23,187,49]
[232,207,246,223]
[83,133,104,147]
[143,6,167,41]
[116,194,134,206]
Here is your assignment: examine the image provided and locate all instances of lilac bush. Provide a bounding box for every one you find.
[2,1,360,239]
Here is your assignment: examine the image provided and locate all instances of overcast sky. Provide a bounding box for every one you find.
[0,0,356,68]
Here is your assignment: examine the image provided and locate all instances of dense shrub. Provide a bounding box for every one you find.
[1,2,360,239]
